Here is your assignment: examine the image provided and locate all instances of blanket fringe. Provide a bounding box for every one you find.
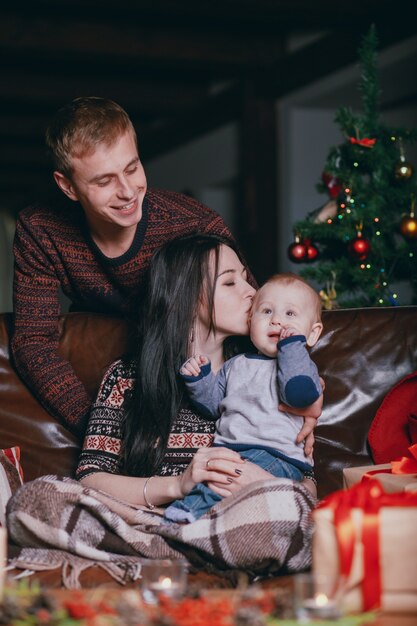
[8,556,143,590]
[62,559,94,589]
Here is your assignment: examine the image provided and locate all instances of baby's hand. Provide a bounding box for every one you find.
[279,326,298,340]
[180,354,209,377]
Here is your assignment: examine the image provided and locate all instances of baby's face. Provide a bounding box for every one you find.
[249,281,322,357]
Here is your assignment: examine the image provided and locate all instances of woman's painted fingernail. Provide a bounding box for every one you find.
[227,477,233,483]
[235,469,242,475]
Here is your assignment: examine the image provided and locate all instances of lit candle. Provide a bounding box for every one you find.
[140,559,187,604]
[149,575,181,595]
[302,592,340,620]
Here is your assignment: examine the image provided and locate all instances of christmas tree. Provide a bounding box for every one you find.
[289,25,417,308]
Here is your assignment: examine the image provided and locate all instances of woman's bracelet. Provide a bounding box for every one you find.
[303,471,317,486]
[143,476,156,510]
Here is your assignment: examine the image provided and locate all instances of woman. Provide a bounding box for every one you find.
[8,233,320,582]
[76,233,320,506]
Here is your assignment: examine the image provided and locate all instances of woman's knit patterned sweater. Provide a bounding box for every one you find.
[12,189,232,435]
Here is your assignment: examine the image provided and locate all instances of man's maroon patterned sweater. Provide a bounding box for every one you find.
[12,189,232,435]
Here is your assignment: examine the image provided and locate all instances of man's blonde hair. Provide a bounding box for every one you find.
[45,96,137,178]
[255,272,322,322]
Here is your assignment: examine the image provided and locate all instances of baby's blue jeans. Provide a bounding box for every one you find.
[164,447,311,523]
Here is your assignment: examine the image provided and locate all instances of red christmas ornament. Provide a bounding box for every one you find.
[304,239,319,263]
[288,237,307,263]
[349,232,371,260]
[321,171,343,199]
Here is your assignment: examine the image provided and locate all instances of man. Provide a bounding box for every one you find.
[12,97,233,436]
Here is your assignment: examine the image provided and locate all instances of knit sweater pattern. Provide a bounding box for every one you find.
[76,359,215,480]
[12,189,231,433]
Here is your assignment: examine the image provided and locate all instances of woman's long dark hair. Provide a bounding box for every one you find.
[123,233,247,476]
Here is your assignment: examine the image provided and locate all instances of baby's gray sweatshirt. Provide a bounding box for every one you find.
[181,335,321,467]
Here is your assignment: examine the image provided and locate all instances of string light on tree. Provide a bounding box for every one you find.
[394,138,414,181]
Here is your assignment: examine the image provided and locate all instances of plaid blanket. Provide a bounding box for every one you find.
[7,475,315,588]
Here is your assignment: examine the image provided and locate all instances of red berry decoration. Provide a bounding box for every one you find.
[288,237,307,263]
[349,233,371,260]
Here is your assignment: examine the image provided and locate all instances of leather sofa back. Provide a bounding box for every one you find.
[312,306,417,495]
[0,313,128,481]
[1,307,416,498]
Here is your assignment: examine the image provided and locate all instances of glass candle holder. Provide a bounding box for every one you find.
[293,572,342,622]
[140,559,187,604]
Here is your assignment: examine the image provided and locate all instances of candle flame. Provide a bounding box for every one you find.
[159,576,173,589]
[314,592,329,607]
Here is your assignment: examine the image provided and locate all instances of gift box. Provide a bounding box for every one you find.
[343,463,417,493]
[313,480,417,613]
[343,444,417,494]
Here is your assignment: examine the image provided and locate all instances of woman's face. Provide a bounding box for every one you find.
[199,244,255,339]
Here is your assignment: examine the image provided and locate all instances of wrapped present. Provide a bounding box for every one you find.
[343,444,417,494]
[313,479,417,613]
[343,464,417,493]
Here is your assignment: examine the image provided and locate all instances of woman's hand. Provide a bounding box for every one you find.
[206,460,273,497]
[279,377,325,457]
[177,447,245,498]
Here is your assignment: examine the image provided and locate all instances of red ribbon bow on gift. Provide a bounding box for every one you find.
[362,443,417,482]
[391,443,417,474]
[348,136,376,148]
[316,480,417,611]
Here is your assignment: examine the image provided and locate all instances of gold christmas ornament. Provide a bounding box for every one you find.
[319,272,338,310]
[400,213,417,239]
[400,197,417,240]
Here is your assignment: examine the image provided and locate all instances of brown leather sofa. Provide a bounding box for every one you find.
[1,306,417,587]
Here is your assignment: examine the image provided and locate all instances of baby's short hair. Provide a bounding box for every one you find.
[255,272,322,322]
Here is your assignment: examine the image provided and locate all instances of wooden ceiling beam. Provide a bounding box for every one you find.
[142,19,417,159]
[139,84,242,160]
[0,142,48,166]
[260,17,417,99]
[0,69,208,111]
[0,14,285,69]
[0,48,221,83]
[0,110,156,141]
[0,1,395,34]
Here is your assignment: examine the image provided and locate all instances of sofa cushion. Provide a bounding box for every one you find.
[368,370,417,463]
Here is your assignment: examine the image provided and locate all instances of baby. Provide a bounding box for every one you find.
[165,273,323,523]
